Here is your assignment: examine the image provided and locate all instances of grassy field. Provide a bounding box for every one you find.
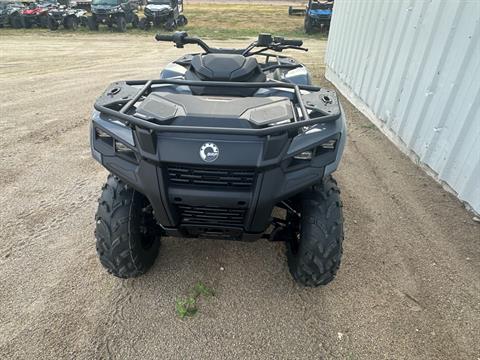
[181,4,321,39]
[0,4,324,40]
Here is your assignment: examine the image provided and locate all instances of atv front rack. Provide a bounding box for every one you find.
[94,79,341,136]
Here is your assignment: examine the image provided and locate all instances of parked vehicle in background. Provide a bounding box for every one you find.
[138,0,187,31]
[287,4,305,16]
[304,0,333,34]
[0,0,24,28]
[47,1,87,30]
[87,0,139,32]
[21,0,58,28]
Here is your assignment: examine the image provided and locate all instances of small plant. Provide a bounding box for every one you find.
[194,282,215,297]
[175,297,197,318]
[175,282,214,319]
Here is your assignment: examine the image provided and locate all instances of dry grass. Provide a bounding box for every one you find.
[182,4,321,39]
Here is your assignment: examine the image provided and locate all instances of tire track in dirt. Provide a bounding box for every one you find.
[93,280,137,360]
[0,177,97,259]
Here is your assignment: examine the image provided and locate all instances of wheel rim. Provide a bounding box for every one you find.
[138,201,157,251]
[283,200,301,255]
[289,229,301,254]
[140,233,154,250]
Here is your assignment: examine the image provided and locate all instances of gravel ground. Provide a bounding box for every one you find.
[0,32,479,360]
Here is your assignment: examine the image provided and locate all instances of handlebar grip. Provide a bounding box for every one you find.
[282,39,303,46]
[155,34,175,42]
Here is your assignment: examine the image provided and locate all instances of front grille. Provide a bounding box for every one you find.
[167,165,255,189]
[177,205,246,227]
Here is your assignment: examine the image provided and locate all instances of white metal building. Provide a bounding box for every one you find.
[325,0,480,214]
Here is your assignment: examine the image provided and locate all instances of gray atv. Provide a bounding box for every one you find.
[0,0,24,28]
[138,0,187,31]
[87,0,139,32]
[90,32,346,287]
[47,1,86,30]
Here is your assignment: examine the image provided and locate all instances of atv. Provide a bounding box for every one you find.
[0,1,24,28]
[90,32,346,287]
[21,0,57,28]
[304,0,333,34]
[138,0,187,31]
[87,0,139,32]
[47,2,87,30]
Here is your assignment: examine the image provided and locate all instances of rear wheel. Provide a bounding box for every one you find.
[116,15,126,32]
[11,15,23,28]
[64,16,78,30]
[95,175,161,278]
[131,13,139,28]
[87,15,98,30]
[304,16,314,34]
[21,16,32,28]
[47,16,58,30]
[286,176,344,286]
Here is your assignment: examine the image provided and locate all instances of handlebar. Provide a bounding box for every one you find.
[274,37,303,47]
[156,31,211,52]
[155,34,175,42]
[155,31,306,55]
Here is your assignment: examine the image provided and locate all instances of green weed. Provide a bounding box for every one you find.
[175,282,215,319]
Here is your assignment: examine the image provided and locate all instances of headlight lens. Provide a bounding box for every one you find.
[293,139,337,160]
[115,140,137,162]
[95,127,113,146]
[319,139,336,150]
[294,150,313,160]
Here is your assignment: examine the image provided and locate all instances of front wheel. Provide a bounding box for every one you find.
[286,176,344,286]
[163,16,176,31]
[176,14,187,27]
[87,15,98,30]
[95,175,161,278]
[138,17,150,30]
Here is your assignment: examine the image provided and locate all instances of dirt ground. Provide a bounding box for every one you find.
[0,32,479,360]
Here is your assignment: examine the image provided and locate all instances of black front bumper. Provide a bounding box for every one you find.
[91,114,342,241]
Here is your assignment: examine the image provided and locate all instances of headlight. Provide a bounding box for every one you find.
[95,127,113,146]
[293,138,337,160]
[114,140,137,162]
[319,139,336,150]
[294,150,313,160]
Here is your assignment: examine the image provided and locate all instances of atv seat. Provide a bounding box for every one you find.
[185,54,266,96]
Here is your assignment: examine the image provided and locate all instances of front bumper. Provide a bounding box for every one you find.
[308,15,332,26]
[91,110,345,240]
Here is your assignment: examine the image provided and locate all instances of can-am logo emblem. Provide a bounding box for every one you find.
[200,142,219,162]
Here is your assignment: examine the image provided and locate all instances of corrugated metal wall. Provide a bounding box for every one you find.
[325,0,480,213]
